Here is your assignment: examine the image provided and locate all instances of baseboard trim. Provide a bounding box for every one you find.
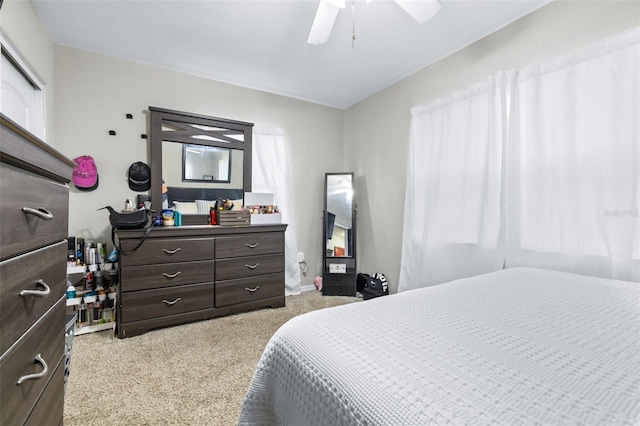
[300,284,317,293]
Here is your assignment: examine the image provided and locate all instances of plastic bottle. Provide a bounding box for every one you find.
[108,263,119,287]
[82,266,88,290]
[95,264,104,290]
[85,265,94,291]
[97,243,106,264]
[77,238,85,265]
[66,276,76,299]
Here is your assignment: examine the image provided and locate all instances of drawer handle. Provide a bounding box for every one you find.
[17,354,48,385]
[162,271,182,279]
[19,279,51,298]
[162,298,182,305]
[245,286,260,293]
[162,248,182,255]
[245,263,261,269]
[245,243,260,248]
[21,207,54,221]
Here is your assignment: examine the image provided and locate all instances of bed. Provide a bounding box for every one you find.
[238,267,640,425]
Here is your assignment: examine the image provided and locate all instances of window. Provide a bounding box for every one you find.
[0,33,45,139]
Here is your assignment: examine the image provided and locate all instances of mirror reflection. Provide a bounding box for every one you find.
[162,140,244,191]
[182,144,231,182]
[326,174,354,257]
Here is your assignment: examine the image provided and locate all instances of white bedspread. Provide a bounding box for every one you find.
[238,268,640,425]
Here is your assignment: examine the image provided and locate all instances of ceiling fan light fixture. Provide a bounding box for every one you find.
[394,0,441,24]
[308,0,343,45]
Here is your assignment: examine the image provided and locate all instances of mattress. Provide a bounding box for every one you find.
[238,268,640,425]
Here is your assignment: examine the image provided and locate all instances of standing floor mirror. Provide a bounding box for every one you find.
[322,172,356,296]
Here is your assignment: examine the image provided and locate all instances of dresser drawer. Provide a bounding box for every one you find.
[0,241,67,354]
[216,273,284,307]
[215,233,284,258]
[23,356,65,426]
[0,163,69,261]
[120,237,214,266]
[215,254,285,281]
[120,260,215,292]
[0,297,65,426]
[120,283,214,323]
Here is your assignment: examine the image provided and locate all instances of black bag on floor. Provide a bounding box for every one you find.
[357,272,389,300]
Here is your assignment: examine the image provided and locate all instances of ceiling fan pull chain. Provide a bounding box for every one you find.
[351,0,356,47]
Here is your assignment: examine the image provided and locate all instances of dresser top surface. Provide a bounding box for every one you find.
[116,224,287,239]
[0,114,75,182]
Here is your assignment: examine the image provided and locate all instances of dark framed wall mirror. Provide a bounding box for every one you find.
[149,107,253,224]
[322,172,357,296]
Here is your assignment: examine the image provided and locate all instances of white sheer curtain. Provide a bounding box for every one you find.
[398,75,508,291]
[252,126,301,295]
[507,27,640,282]
[399,27,639,291]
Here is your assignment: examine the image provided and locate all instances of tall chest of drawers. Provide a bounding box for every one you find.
[0,114,75,425]
[116,224,286,338]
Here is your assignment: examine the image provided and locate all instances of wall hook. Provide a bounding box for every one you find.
[109,130,116,136]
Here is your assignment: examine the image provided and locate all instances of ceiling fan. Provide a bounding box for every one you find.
[308,0,442,45]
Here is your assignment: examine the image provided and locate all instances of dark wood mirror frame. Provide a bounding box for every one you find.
[322,172,357,297]
[149,107,253,223]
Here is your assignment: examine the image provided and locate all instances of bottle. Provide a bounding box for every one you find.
[95,264,104,290]
[108,263,119,287]
[78,303,88,326]
[97,243,106,264]
[88,245,97,265]
[66,276,76,299]
[82,266,88,290]
[103,298,114,322]
[210,207,218,225]
[77,238,85,265]
[85,265,94,291]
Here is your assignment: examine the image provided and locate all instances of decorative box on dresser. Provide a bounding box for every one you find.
[116,224,286,338]
[0,114,75,425]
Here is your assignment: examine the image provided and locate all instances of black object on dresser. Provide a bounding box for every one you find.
[116,224,287,338]
[322,173,357,297]
[0,114,75,425]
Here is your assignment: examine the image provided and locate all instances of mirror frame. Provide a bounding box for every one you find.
[149,106,253,216]
[323,172,356,259]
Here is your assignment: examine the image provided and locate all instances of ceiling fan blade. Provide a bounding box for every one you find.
[393,0,441,24]
[307,0,344,45]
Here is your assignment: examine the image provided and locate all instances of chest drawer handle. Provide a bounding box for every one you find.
[162,248,182,255]
[17,354,48,385]
[245,263,260,269]
[245,243,260,248]
[245,286,260,292]
[162,298,182,305]
[21,207,54,221]
[19,279,51,298]
[162,271,182,279]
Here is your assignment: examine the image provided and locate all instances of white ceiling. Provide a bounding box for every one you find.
[30,0,550,109]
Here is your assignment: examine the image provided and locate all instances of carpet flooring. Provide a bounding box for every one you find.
[63,291,359,425]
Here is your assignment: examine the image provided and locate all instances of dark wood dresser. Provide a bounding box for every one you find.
[0,114,75,425]
[116,224,286,338]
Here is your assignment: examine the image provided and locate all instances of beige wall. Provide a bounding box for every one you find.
[53,46,343,287]
[1,0,56,145]
[345,0,640,293]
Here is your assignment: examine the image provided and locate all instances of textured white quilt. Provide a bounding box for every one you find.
[238,268,640,425]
